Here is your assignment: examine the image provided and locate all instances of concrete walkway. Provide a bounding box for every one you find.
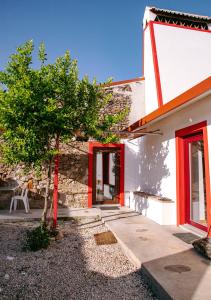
[103,213,211,300]
[1,206,211,299]
[0,206,134,222]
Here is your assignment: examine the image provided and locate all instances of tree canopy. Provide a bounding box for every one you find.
[0,40,126,224]
[0,40,125,168]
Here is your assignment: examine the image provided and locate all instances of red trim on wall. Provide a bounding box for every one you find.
[176,135,186,225]
[128,76,211,132]
[53,136,59,228]
[149,21,163,108]
[119,143,125,206]
[88,142,125,208]
[142,28,145,76]
[152,21,211,34]
[202,125,211,236]
[88,143,94,208]
[175,121,211,234]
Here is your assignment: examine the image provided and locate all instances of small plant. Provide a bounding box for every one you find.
[24,224,50,251]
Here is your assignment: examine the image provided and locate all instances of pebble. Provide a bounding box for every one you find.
[4,274,9,280]
[0,221,157,299]
[6,256,14,261]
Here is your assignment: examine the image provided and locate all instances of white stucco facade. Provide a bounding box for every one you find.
[128,81,145,124]
[154,23,211,104]
[105,6,211,230]
[124,94,211,225]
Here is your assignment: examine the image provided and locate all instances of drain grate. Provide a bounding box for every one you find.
[100,206,120,210]
[164,264,191,273]
[173,232,199,244]
[94,231,117,245]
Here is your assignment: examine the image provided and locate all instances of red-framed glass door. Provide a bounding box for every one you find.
[88,142,124,208]
[93,147,120,205]
[184,133,208,231]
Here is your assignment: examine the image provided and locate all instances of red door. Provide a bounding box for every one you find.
[184,134,208,231]
[88,142,124,208]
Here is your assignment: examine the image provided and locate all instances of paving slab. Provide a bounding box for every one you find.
[0,206,134,222]
[0,207,101,222]
[103,214,211,300]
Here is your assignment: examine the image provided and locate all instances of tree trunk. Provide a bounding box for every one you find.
[42,160,52,226]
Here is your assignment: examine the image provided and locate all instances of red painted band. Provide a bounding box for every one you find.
[149,21,163,107]
[53,136,59,228]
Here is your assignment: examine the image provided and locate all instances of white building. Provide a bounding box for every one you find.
[88,7,211,235]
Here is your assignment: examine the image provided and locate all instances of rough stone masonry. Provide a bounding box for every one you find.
[0,82,134,209]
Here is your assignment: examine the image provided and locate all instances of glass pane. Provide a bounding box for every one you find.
[95,150,120,203]
[189,140,207,226]
[96,152,103,202]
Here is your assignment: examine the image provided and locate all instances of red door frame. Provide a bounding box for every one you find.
[175,121,211,234]
[184,133,207,231]
[88,142,124,208]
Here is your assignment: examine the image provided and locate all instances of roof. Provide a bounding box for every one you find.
[128,76,211,132]
[149,7,211,22]
[102,77,144,87]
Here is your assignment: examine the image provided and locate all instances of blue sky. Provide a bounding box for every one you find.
[1,0,211,82]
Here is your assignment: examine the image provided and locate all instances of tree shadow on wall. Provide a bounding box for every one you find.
[139,139,170,196]
[125,136,170,213]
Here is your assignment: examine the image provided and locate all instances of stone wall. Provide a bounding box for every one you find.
[0,82,134,209]
[103,84,132,130]
[0,141,89,209]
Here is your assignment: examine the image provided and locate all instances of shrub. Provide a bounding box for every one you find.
[24,225,50,251]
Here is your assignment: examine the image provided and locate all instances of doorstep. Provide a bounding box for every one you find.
[103,214,211,300]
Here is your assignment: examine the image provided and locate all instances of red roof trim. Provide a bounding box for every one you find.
[102,77,144,87]
[153,21,211,34]
[128,76,211,131]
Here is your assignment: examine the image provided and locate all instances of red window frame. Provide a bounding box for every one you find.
[184,133,207,231]
[175,121,211,233]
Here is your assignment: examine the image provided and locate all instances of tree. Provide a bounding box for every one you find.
[0,41,126,226]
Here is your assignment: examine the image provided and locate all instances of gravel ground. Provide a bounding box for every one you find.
[0,219,156,300]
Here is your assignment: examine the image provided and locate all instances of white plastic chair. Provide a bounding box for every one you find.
[10,188,30,213]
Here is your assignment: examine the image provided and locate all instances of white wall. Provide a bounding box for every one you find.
[128,81,145,125]
[124,94,211,224]
[154,23,211,104]
[144,26,159,114]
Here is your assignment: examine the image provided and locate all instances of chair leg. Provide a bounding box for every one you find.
[23,199,28,213]
[10,198,14,213]
[14,199,17,211]
[26,198,30,212]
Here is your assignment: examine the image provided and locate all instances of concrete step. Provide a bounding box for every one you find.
[104,214,211,300]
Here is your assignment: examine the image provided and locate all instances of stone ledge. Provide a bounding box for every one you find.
[133,191,174,203]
